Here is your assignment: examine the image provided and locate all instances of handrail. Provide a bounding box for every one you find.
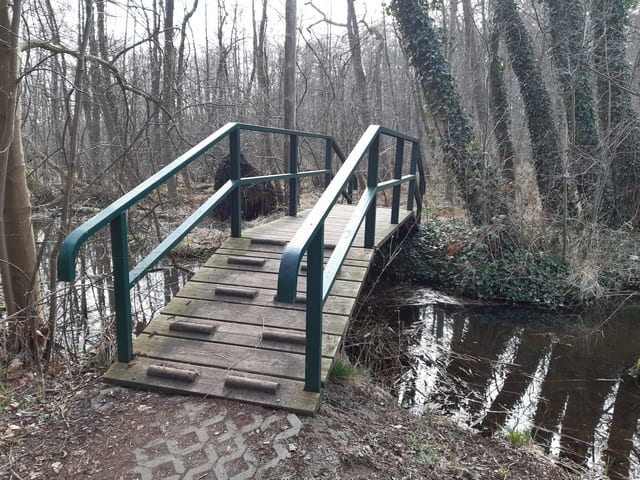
[275,125,424,393]
[57,122,347,363]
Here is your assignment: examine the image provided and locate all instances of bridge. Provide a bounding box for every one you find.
[57,123,425,415]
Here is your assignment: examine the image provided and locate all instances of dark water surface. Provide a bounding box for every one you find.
[378,291,640,479]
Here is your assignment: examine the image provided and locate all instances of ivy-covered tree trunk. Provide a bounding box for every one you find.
[494,0,563,217]
[391,0,500,225]
[544,0,604,221]
[591,0,640,226]
[488,22,515,197]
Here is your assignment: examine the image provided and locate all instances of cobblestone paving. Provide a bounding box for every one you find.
[92,387,302,480]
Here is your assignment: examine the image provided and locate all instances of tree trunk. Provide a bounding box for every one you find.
[253,0,273,167]
[488,21,515,200]
[462,0,488,136]
[45,0,93,363]
[0,0,44,359]
[391,0,501,225]
[162,0,177,198]
[347,0,370,129]
[545,0,604,221]
[283,0,296,189]
[494,0,563,217]
[591,0,640,226]
[176,0,198,190]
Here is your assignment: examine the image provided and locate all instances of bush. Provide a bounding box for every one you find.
[387,220,579,307]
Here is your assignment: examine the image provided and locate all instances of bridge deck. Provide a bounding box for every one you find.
[104,204,413,414]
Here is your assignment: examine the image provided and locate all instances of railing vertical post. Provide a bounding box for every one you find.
[289,134,298,216]
[407,141,418,211]
[324,139,332,188]
[305,224,324,393]
[364,134,380,248]
[230,129,242,237]
[110,213,133,363]
[391,138,405,224]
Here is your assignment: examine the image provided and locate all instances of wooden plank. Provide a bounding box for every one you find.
[204,255,369,282]
[176,281,357,316]
[216,246,372,267]
[160,297,349,336]
[145,314,342,357]
[220,237,374,263]
[133,333,332,382]
[189,268,362,298]
[104,357,321,415]
[247,217,412,249]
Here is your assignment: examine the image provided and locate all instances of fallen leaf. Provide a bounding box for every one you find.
[6,358,23,377]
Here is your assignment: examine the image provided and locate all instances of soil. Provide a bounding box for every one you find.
[0,366,593,480]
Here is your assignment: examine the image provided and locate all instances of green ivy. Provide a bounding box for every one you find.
[389,0,502,225]
[387,221,579,307]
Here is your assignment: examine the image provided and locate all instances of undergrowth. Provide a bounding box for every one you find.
[385,218,629,307]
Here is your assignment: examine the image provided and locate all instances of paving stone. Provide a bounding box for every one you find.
[130,401,303,479]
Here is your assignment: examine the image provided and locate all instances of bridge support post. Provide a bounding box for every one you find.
[391,138,404,224]
[365,135,380,248]
[408,142,419,212]
[289,134,299,217]
[230,129,242,237]
[304,225,323,393]
[110,213,133,362]
[324,139,332,188]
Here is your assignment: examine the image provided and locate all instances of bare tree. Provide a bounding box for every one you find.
[591,0,640,226]
[0,0,44,359]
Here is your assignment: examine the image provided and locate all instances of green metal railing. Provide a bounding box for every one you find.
[275,125,425,393]
[57,122,349,363]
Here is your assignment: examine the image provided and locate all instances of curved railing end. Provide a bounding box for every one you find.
[57,228,89,282]
[276,245,305,303]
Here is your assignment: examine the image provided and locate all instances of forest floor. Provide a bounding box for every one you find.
[0,365,595,480]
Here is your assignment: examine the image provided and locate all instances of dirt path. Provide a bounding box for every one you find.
[1,369,591,479]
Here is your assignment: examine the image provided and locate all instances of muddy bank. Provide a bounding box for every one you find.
[0,368,587,479]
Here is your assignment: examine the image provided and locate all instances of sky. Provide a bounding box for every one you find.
[104,0,389,49]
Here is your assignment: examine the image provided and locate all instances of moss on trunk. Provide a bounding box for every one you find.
[391,0,501,225]
[494,0,563,217]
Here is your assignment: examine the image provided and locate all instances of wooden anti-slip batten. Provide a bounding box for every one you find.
[168,321,216,335]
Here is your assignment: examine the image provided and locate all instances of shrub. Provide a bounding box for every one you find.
[387,220,579,306]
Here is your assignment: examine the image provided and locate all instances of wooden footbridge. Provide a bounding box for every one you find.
[58,123,424,415]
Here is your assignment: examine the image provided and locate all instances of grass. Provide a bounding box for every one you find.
[330,360,357,378]
[499,465,510,479]
[405,431,439,465]
[504,427,534,445]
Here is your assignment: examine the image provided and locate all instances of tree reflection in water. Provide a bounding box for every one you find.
[364,295,640,479]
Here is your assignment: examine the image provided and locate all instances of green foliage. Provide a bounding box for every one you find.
[543,0,603,217]
[504,428,534,445]
[0,384,13,414]
[330,361,356,378]
[387,221,579,307]
[389,0,501,225]
[494,0,565,216]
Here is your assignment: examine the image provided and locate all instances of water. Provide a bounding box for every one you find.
[361,289,640,479]
[0,217,197,362]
